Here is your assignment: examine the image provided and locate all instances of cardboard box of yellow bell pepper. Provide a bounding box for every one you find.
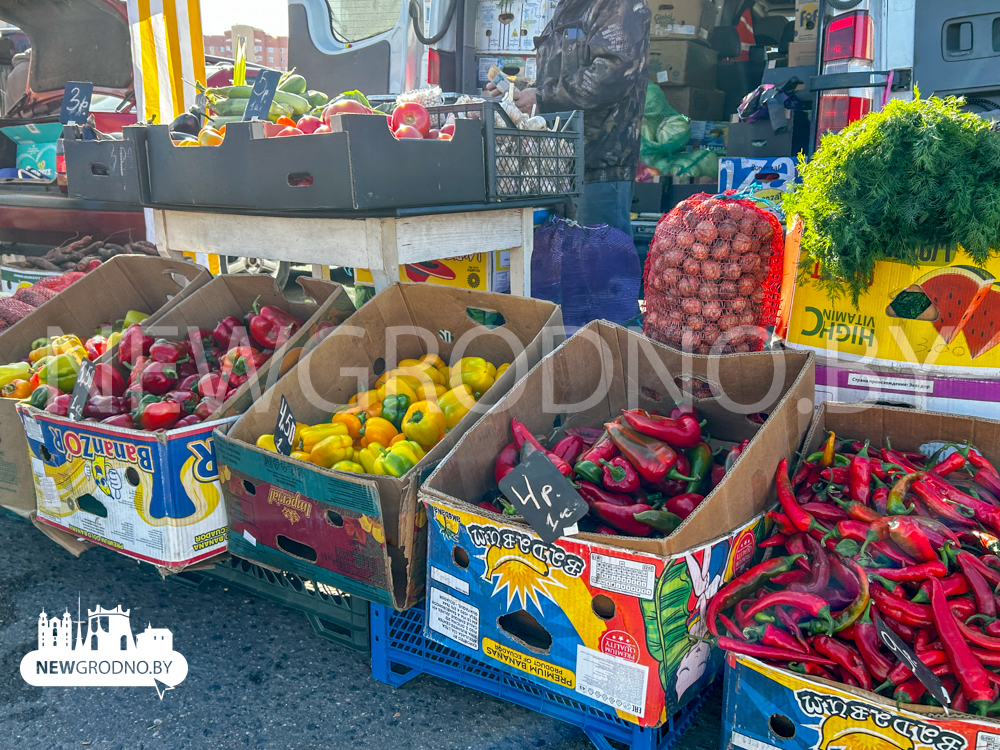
[17,274,355,571]
[418,321,815,727]
[0,256,211,526]
[213,282,563,609]
[779,217,1000,376]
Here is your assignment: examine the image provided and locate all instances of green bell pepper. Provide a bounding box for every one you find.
[381,393,411,430]
[38,353,80,393]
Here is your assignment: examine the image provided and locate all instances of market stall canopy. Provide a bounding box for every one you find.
[0,0,132,94]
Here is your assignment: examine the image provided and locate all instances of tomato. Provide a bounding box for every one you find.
[440,123,455,136]
[394,125,424,139]
[438,132,452,140]
[313,124,332,134]
[391,102,431,137]
[275,126,304,137]
[198,128,224,146]
[276,116,296,128]
[297,115,322,134]
[321,99,372,125]
[428,128,441,139]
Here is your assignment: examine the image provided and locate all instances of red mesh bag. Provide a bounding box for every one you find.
[642,192,784,354]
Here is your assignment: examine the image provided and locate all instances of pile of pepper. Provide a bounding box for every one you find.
[0,309,151,407]
[254,353,510,478]
[483,405,748,537]
[711,434,1000,716]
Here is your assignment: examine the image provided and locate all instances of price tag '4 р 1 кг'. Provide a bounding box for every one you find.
[499,449,589,544]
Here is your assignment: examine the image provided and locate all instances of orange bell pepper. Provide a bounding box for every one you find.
[360,417,398,448]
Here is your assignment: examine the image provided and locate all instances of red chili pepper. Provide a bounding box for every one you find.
[926,473,1000,535]
[620,410,702,449]
[775,606,812,653]
[784,534,810,570]
[791,461,818,489]
[974,468,1000,502]
[710,463,726,490]
[138,362,178,396]
[759,534,788,548]
[100,413,135,429]
[870,461,892,483]
[835,497,882,523]
[718,613,745,640]
[813,635,871,690]
[494,441,519,484]
[766,511,796,536]
[577,481,635,508]
[852,603,893,683]
[929,576,996,714]
[117,324,153,368]
[139,399,182,431]
[148,338,189,365]
[882,448,919,472]
[912,572,971,604]
[599,456,641,493]
[247,298,302,349]
[776,459,828,535]
[880,649,948,689]
[930,451,966,477]
[789,662,837,681]
[871,584,934,627]
[955,549,1000,588]
[589,500,655,536]
[957,551,998,619]
[967,448,999,476]
[865,560,948,583]
[744,591,833,630]
[574,430,617,478]
[669,405,698,419]
[743,622,808,653]
[593,524,620,536]
[801,502,848,524]
[913,628,938,653]
[820,466,850,485]
[707,554,806,637]
[724,439,750,472]
[89,363,126,398]
[861,516,938,562]
[849,442,872,507]
[788,535,830,595]
[550,435,584,465]
[893,678,927,704]
[606,420,678,483]
[663,493,703,520]
[477,501,501,514]
[831,559,870,633]
[716,636,837,666]
[193,397,222,421]
[510,419,573,477]
[911,479,978,527]
[771,570,811,586]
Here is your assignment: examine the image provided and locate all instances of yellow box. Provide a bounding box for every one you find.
[780,221,1000,375]
[355,253,497,292]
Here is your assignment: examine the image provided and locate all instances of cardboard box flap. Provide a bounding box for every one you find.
[422,320,814,557]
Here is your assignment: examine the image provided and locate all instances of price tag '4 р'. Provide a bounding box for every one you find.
[498,449,589,544]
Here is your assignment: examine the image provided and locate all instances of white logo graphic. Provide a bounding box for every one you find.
[20,601,188,699]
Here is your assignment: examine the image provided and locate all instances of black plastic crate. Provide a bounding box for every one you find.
[64,125,148,204]
[171,556,370,651]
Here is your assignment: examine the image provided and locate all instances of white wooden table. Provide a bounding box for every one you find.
[151,206,536,295]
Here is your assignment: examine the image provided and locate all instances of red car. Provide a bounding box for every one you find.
[0,0,144,246]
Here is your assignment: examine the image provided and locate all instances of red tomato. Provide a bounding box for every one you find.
[440,123,455,136]
[394,125,424,139]
[275,126,303,137]
[438,132,453,140]
[296,115,323,134]
[428,128,441,139]
[391,102,431,137]
[321,99,372,125]
[313,124,332,134]
[276,116,296,127]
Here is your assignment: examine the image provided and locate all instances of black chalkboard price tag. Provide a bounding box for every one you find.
[273,395,297,456]
[242,70,282,122]
[60,82,94,125]
[67,359,96,421]
[498,450,589,544]
[874,612,951,708]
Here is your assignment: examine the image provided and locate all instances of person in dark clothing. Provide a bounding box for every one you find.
[487,0,651,238]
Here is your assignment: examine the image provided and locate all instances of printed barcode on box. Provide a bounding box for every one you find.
[575,645,648,716]
[38,477,61,512]
[589,553,656,599]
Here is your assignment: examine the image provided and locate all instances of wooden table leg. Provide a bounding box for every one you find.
[366,217,399,293]
[508,207,535,297]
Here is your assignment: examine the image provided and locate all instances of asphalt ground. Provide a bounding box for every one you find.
[0,513,724,750]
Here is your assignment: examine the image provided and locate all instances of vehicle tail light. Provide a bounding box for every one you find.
[56,138,68,192]
[817,11,875,140]
[427,48,439,86]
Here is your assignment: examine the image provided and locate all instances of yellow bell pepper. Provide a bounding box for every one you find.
[358,442,385,474]
[332,460,365,474]
[256,434,277,452]
[397,360,446,386]
[291,450,313,463]
[345,390,382,419]
[495,363,511,379]
[300,422,349,454]
[418,353,447,372]
[375,376,418,405]
[415,382,447,402]
[0,362,31,389]
[330,411,363,440]
[28,335,86,364]
[438,385,475,429]
[107,330,122,351]
[401,400,447,449]
[360,416,398,448]
[309,434,354,469]
[449,357,496,397]
[373,440,425,477]
[294,422,308,451]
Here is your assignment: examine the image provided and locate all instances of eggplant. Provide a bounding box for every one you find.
[169,112,200,137]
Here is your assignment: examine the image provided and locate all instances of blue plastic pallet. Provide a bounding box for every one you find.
[370,602,709,750]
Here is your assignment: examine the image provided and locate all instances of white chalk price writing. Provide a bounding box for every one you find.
[273,395,297,456]
[498,450,588,544]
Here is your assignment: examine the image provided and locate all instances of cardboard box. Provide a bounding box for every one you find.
[650,0,716,41]
[723,401,1000,749]
[0,263,60,294]
[779,218,1000,376]
[787,40,817,68]
[475,0,554,54]
[815,361,1000,420]
[355,254,502,293]
[660,86,725,121]
[687,120,728,151]
[649,40,718,89]
[214,283,563,609]
[19,275,355,570]
[795,0,820,43]
[2,123,62,177]
[718,156,799,200]
[419,321,815,727]
[0,256,211,520]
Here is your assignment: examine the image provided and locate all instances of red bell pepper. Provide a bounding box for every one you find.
[664,493,703,520]
[84,335,108,361]
[139,400,182,431]
[118,324,153,367]
[599,456,640,493]
[174,415,203,428]
[165,390,199,413]
[606,420,678,483]
[576,480,634,508]
[590,500,655,536]
[494,441,519,484]
[247,298,302,349]
[510,419,572,476]
[100,413,135,429]
[620,410,702,448]
[148,339,189,364]
[198,373,228,401]
[138,362,178,396]
[82,396,127,419]
[550,435,584,465]
[44,394,71,416]
[127,356,149,387]
[193,397,222,421]
[90,363,125,398]
[177,374,200,392]
[212,315,245,349]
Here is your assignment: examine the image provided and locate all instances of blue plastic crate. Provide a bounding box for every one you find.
[370,602,709,750]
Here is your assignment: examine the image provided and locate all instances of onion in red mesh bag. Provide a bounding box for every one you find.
[643,192,783,353]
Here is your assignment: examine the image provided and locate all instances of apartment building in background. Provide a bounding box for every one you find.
[204,25,288,69]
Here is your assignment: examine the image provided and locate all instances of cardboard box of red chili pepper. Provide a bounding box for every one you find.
[212,283,563,610]
[417,321,816,728]
[721,402,1000,749]
[17,274,355,571]
[0,255,211,524]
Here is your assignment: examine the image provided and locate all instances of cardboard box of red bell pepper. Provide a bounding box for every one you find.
[0,255,211,524]
[212,282,563,609]
[721,402,1000,749]
[17,274,355,570]
[417,321,815,728]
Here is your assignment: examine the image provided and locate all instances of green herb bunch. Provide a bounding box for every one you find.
[783,94,1000,303]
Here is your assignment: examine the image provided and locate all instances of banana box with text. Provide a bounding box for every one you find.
[17,275,355,570]
[420,321,815,727]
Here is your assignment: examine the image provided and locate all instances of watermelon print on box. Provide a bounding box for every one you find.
[781,231,1000,375]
